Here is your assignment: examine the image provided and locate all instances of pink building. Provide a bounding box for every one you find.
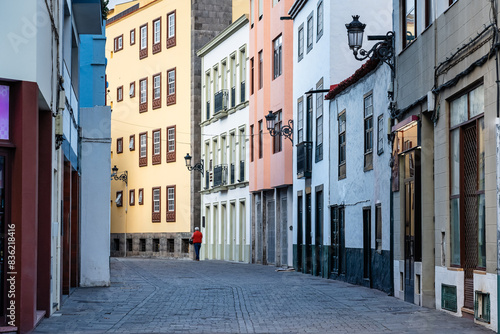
[248,0,294,266]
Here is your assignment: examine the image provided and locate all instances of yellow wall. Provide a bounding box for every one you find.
[232,0,249,22]
[107,0,192,234]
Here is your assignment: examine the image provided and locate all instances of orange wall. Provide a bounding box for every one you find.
[249,0,294,192]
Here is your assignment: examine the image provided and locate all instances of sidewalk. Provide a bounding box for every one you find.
[33,258,494,333]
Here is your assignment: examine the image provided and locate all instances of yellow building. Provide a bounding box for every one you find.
[107,0,240,258]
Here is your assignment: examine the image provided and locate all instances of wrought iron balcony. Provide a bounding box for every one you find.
[297,141,312,179]
[240,81,246,103]
[213,164,228,187]
[214,89,229,114]
[231,86,236,108]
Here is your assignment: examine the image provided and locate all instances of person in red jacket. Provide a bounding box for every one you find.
[191,227,203,261]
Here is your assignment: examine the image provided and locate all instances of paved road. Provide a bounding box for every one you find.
[34,258,493,333]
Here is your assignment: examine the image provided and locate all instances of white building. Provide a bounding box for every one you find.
[289,0,392,278]
[197,15,251,262]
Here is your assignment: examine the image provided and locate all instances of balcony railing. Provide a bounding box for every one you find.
[214,90,228,114]
[231,86,236,108]
[297,141,312,179]
[213,164,228,187]
[238,160,245,182]
[206,101,210,120]
[230,163,235,184]
[240,81,245,103]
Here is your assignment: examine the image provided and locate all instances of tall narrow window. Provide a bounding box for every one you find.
[130,29,135,45]
[273,35,282,79]
[138,188,144,205]
[114,35,123,52]
[307,12,314,53]
[139,78,147,112]
[152,187,161,222]
[273,110,282,154]
[364,93,373,171]
[167,11,176,48]
[250,0,254,26]
[167,68,176,105]
[375,204,382,251]
[206,71,211,120]
[298,24,304,61]
[315,80,323,162]
[117,86,123,102]
[258,120,263,159]
[258,51,263,90]
[129,134,135,151]
[231,55,236,107]
[306,95,313,142]
[140,23,148,59]
[129,82,135,98]
[240,48,246,103]
[403,0,416,48]
[250,57,255,95]
[152,73,161,109]
[139,132,148,167]
[130,189,135,206]
[250,125,254,162]
[166,185,176,222]
[167,126,176,162]
[297,97,304,143]
[338,110,346,179]
[317,0,323,41]
[377,115,384,155]
[152,129,161,165]
[258,0,263,20]
[116,191,123,207]
[117,137,123,154]
[153,17,161,53]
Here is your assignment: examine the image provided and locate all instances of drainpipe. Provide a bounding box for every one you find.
[493,1,500,330]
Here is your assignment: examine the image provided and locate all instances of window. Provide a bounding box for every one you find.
[166,185,175,222]
[250,0,254,26]
[258,51,263,90]
[240,48,246,103]
[129,134,135,151]
[138,188,144,205]
[317,0,323,41]
[130,29,135,45]
[307,12,313,53]
[152,73,161,109]
[338,110,346,179]
[231,55,236,107]
[182,239,189,253]
[258,120,263,159]
[152,187,161,222]
[403,0,416,48]
[130,189,135,206]
[117,86,123,102]
[250,57,254,95]
[153,239,160,252]
[140,23,148,59]
[167,126,176,162]
[331,205,346,275]
[152,129,161,165]
[364,93,373,171]
[258,0,263,20]
[117,137,123,154]
[315,80,323,162]
[273,35,282,79]
[129,82,135,98]
[273,110,282,154]
[113,238,120,251]
[298,24,304,61]
[377,115,384,155]
[306,95,313,142]
[139,132,147,167]
[250,125,254,162]
[297,97,304,143]
[139,78,147,112]
[127,239,132,252]
[167,239,174,252]
[114,35,123,52]
[167,68,176,106]
[205,71,211,120]
[153,17,161,53]
[375,204,382,251]
[116,191,123,207]
[140,238,146,252]
[221,60,227,90]
[167,11,176,48]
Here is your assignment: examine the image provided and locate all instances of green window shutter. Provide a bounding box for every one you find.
[441,284,457,313]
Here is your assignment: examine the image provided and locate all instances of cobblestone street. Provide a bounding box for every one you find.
[33,258,493,333]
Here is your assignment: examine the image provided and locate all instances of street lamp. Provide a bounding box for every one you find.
[265,110,293,143]
[111,165,128,186]
[184,153,204,175]
[345,15,395,73]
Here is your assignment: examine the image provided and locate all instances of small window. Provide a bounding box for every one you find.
[129,82,135,98]
[129,134,135,151]
[140,23,148,59]
[377,114,384,155]
[167,126,176,162]
[130,29,135,45]
[258,120,263,159]
[258,0,263,20]
[114,35,123,52]
[117,86,123,102]
[167,238,175,253]
[273,35,282,79]
[258,51,263,90]
[317,0,323,41]
[153,17,161,54]
[298,24,304,61]
[403,0,416,48]
[116,191,123,207]
[152,187,161,222]
[315,80,323,162]
[130,189,135,206]
[152,129,161,165]
[306,12,314,53]
[338,110,346,179]
[139,132,148,167]
[167,11,176,48]
[117,137,123,154]
[138,188,144,205]
[364,94,373,171]
[297,97,304,143]
[250,0,254,26]
[250,124,254,162]
[153,239,160,252]
[182,239,189,253]
[272,110,282,154]
[167,68,176,106]
[250,57,255,95]
[140,238,146,252]
[139,78,147,112]
[166,185,175,222]
[153,73,161,109]
[127,238,132,251]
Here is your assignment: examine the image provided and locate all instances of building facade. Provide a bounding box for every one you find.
[197,15,251,263]
[392,0,498,330]
[0,0,103,332]
[107,0,232,259]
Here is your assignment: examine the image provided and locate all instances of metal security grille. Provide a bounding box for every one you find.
[267,200,276,264]
[463,124,478,310]
[281,197,288,266]
[442,284,457,312]
[331,207,339,274]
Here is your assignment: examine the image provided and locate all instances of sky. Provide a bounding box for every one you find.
[107,0,129,11]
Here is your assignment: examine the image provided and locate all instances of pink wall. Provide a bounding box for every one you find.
[249,0,294,192]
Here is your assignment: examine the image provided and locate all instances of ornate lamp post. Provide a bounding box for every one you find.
[265,110,293,143]
[184,153,204,175]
